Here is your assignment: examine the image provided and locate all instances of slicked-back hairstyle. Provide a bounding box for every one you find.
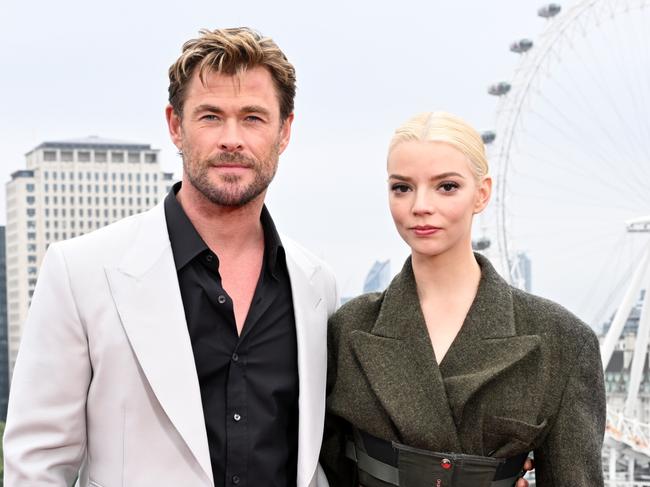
[388,111,489,180]
[168,27,296,121]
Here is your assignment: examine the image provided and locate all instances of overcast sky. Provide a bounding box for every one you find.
[2,0,648,329]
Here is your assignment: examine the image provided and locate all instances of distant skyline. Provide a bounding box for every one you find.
[2,0,648,324]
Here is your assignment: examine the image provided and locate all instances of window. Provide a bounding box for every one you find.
[78,151,91,162]
[28,244,36,252]
[145,173,150,181]
[112,151,124,163]
[69,171,74,180]
[53,184,58,192]
[53,172,58,180]
[95,173,99,181]
[28,255,37,263]
[45,196,49,204]
[27,220,36,228]
[26,183,35,192]
[53,196,58,204]
[28,267,37,275]
[44,150,57,161]
[153,174,158,181]
[61,150,73,162]
[128,152,140,163]
[44,171,49,180]
[44,184,49,192]
[69,184,74,192]
[26,196,35,205]
[61,172,66,180]
[145,153,157,163]
[95,151,107,163]
[27,208,35,217]
[27,232,36,240]
[120,174,125,182]
[28,278,37,287]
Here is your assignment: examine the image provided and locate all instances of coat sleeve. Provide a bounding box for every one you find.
[319,311,357,487]
[534,331,606,486]
[3,243,91,485]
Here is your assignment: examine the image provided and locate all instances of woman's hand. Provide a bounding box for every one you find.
[516,458,534,487]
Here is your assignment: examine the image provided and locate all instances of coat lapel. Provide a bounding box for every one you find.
[283,239,328,487]
[440,255,541,444]
[104,203,213,485]
[350,258,462,452]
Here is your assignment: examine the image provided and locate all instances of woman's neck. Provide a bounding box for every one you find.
[411,245,481,300]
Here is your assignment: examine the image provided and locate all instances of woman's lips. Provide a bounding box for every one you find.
[411,225,441,236]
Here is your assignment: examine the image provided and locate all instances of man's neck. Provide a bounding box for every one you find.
[176,182,266,256]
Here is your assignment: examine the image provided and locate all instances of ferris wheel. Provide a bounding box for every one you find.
[481,0,650,328]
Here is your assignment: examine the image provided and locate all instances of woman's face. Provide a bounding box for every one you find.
[387,140,491,259]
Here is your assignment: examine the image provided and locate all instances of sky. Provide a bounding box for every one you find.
[1,0,648,329]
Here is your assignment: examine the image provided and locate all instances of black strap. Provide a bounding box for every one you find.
[345,436,527,487]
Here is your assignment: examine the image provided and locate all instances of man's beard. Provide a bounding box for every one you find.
[182,144,279,207]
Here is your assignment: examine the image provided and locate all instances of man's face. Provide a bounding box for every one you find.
[166,65,293,207]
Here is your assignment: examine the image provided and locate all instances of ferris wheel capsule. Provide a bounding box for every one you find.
[510,39,534,53]
[481,131,496,144]
[538,3,562,18]
[488,82,511,96]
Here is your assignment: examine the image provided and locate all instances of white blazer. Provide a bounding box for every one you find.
[4,202,338,487]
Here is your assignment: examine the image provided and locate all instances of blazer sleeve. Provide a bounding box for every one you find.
[534,331,606,486]
[4,243,91,485]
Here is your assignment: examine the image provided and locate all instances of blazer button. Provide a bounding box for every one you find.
[218,295,226,304]
[234,413,241,422]
[232,475,240,484]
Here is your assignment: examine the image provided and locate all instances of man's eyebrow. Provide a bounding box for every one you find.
[240,105,271,117]
[192,104,223,115]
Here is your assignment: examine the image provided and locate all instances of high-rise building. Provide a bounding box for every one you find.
[363,260,391,294]
[5,137,175,374]
[0,226,8,420]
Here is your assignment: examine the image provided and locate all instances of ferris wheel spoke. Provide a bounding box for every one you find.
[514,115,650,207]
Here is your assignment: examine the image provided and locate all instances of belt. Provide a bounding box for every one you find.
[346,430,528,487]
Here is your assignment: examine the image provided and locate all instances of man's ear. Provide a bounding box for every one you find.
[474,175,492,214]
[165,104,183,150]
[277,113,294,155]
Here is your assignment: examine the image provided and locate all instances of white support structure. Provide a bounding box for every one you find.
[626,286,650,416]
[601,243,650,370]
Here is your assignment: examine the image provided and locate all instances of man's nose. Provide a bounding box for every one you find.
[219,120,244,152]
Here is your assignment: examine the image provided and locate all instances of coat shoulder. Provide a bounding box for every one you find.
[328,291,384,339]
[510,287,599,353]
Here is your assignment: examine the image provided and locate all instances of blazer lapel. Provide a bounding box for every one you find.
[283,239,328,487]
[440,255,541,433]
[104,203,213,485]
[350,258,462,452]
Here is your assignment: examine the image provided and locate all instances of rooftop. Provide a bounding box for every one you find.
[33,136,152,152]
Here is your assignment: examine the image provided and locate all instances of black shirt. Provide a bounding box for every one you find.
[164,183,299,487]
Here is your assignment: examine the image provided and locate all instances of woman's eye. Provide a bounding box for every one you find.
[391,184,411,193]
[439,182,459,192]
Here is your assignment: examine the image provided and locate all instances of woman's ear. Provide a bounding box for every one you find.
[474,175,492,214]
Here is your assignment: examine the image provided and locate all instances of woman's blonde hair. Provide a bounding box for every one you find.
[388,111,489,179]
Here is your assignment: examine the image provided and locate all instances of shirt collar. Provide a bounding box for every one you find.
[164,182,284,278]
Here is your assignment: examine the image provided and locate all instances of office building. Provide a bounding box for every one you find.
[5,137,175,373]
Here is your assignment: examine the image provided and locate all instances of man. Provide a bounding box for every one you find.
[4,28,338,487]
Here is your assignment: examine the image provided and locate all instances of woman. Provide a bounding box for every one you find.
[322,112,606,486]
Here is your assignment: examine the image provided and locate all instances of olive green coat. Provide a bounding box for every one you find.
[322,254,605,486]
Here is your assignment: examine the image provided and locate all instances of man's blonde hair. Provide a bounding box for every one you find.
[168,27,296,121]
[388,111,489,179]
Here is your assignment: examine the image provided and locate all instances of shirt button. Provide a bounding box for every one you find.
[232,475,240,484]
[232,353,239,362]
[217,295,226,304]
[233,413,241,422]
[205,254,213,263]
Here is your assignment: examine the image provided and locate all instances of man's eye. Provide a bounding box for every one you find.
[245,115,263,122]
[200,114,219,121]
